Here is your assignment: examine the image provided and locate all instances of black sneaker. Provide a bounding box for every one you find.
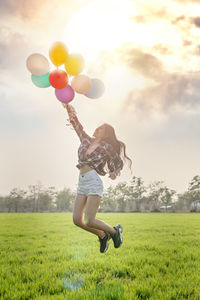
[98,232,110,253]
[111,224,123,248]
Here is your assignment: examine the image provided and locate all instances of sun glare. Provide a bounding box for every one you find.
[62,0,135,63]
[62,0,193,109]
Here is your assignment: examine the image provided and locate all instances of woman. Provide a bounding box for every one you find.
[64,103,132,253]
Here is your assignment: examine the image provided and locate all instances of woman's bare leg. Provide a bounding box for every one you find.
[72,194,105,238]
[84,195,116,235]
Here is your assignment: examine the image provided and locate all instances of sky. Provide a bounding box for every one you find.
[1,0,200,196]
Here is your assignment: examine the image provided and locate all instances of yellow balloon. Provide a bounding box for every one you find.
[64,54,84,76]
[49,42,68,66]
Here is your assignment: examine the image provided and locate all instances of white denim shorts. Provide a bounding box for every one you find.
[77,169,103,197]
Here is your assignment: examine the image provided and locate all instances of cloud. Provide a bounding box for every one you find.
[191,16,200,28]
[152,44,173,55]
[170,15,193,38]
[85,50,116,77]
[0,0,19,16]
[122,72,200,115]
[118,44,200,115]
[133,15,148,24]
[118,47,166,81]
[132,4,172,23]
[171,15,186,25]
[148,111,200,141]
[182,40,193,47]
[0,26,29,70]
[174,0,200,3]
[0,0,47,20]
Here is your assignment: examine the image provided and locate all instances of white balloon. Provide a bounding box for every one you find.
[71,75,92,94]
[26,53,50,76]
[85,78,105,99]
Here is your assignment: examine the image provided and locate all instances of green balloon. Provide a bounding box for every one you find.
[31,72,50,88]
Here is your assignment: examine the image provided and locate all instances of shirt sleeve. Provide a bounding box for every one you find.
[105,144,124,176]
[66,105,91,142]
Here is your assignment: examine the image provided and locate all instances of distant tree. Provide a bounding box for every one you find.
[177,192,191,211]
[101,186,116,212]
[42,186,57,212]
[188,175,200,211]
[38,192,53,212]
[114,182,129,212]
[147,181,163,211]
[159,187,176,211]
[127,177,146,211]
[0,196,6,212]
[189,175,200,191]
[8,188,27,212]
[3,174,199,213]
[27,182,43,212]
[148,181,176,212]
[177,175,200,212]
[55,188,75,212]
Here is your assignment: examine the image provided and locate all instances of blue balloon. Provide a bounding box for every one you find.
[31,72,51,88]
[85,78,105,99]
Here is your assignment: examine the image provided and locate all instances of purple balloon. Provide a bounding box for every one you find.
[55,85,75,103]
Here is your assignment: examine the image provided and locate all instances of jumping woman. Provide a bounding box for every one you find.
[63,103,132,253]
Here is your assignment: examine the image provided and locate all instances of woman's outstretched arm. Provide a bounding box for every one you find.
[63,103,91,142]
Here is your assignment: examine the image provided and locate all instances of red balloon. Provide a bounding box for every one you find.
[49,69,68,89]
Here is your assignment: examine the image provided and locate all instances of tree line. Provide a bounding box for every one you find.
[0,175,200,213]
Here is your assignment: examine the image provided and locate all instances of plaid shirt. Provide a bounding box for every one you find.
[66,106,123,176]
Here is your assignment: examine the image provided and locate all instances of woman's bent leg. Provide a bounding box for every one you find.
[84,195,116,236]
[73,194,105,238]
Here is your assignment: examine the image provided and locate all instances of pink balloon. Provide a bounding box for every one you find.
[55,85,75,103]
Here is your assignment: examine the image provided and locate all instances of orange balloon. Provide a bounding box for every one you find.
[49,70,68,89]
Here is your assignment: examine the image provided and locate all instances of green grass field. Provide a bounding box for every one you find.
[1,213,200,300]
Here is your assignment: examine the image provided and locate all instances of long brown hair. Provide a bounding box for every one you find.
[102,123,132,174]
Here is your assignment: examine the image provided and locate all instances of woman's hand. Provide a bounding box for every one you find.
[62,103,71,110]
[62,103,76,114]
[62,103,69,109]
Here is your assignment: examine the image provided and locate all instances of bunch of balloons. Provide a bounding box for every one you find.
[26,41,105,104]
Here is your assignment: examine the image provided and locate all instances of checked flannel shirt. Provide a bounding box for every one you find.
[66,105,123,177]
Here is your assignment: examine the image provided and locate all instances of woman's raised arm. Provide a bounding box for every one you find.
[63,103,91,142]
